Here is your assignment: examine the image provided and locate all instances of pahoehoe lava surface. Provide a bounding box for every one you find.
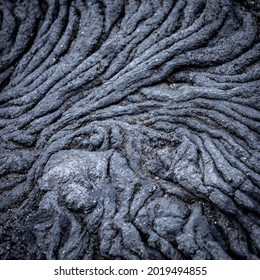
[0,0,259,260]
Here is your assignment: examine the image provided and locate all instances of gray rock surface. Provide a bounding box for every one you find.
[0,0,259,259]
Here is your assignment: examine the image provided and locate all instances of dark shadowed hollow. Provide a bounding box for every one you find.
[0,0,259,260]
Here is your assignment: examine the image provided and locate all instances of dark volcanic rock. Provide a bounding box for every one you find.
[0,0,259,260]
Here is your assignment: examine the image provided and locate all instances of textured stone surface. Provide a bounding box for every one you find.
[0,0,259,259]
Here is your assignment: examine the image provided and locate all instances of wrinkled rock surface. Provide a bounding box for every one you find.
[0,0,259,259]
